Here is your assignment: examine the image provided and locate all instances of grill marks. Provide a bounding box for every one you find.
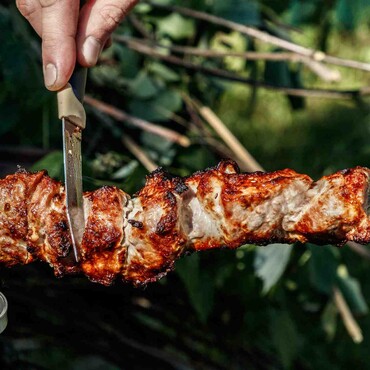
[0,171,73,269]
[123,168,188,285]
[81,186,128,286]
[0,161,369,286]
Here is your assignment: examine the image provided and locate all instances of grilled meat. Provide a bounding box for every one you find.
[0,160,369,285]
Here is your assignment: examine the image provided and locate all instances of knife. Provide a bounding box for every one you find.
[57,65,87,262]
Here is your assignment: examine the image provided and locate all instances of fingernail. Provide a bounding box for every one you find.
[44,63,57,88]
[82,36,102,66]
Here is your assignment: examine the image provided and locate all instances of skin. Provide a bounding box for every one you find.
[16,0,138,90]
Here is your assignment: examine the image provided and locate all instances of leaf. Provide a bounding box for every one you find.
[177,146,216,174]
[212,0,261,25]
[308,244,339,295]
[264,60,305,109]
[321,300,338,341]
[129,71,159,99]
[176,253,215,323]
[287,66,305,110]
[90,65,125,87]
[111,160,139,180]
[254,244,292,294]
[336,272,368,315]
[157,13,195,40]
[335,0,356,30]
[148,62,180,82]
[288,0,320,26]
[129,89,182,121]
[113,43,141,79]
[264,61,292,88]
[270,310,298,368]
[31,151,63,180]
[140,132,176,166]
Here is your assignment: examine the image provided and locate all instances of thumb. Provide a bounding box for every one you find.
[76,0,138,67]
[40,0,79,90]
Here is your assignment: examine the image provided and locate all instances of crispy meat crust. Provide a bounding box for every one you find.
[0,161,369,285]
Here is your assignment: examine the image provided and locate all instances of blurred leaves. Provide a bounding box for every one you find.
[129,89,182,121]
[264,61,305,109]
[336,268,369,316]
[129,71,160,99]
[288,0,321,25]
[147,62,180,82]
[321,300,338,341]
[254,243,292,294]
[176,253,215,323]
[212,0,261,25]
[31,151,63,179]
[308,244,339,295]
[335,0,370,30]
[156,13,196,40]
[270,310,298,368]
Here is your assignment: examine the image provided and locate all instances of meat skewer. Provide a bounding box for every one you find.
[0,160,369,286]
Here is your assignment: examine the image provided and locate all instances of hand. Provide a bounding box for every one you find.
[16,0,138,90]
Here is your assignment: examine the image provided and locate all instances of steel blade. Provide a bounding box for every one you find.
[63,117,84,262]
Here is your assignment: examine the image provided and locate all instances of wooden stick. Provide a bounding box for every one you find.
[333,286,363,343]
[85,95,190,147]
[121,135,157,172]
[195,104,264,172]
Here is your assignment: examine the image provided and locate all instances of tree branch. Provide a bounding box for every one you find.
[121,135,158,172]
[347,241,370,261]
[195,103,264,172]
[144,1,370,72]
[114,36,340,82]
[113,35,369,100]
[85,95,190,147]
[333,286,363,343]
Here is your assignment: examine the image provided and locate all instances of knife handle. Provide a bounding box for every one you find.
[57,84,86,129]
[69,64,87,103]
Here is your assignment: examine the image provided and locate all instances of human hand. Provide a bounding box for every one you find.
[16,0,138,90]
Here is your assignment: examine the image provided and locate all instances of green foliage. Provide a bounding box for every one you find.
[1,0,370,369]
[308,244,339,295]
[31,151,64,179]
[337,267,369,315]
[335,0,370,30]
[270,310,299,368]
[254,243,292,294]
[321,300,338,341]
[156,13,196,39]
[176,253,215,323]
[212,0,262,25]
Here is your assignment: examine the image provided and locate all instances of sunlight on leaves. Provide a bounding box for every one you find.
[157,13,196,40]
[254,243,292,294]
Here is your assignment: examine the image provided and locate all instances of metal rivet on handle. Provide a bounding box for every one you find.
[0,292,8,334]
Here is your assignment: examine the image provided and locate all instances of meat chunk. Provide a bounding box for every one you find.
[0,161,369,285]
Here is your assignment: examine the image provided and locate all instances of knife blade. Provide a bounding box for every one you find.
[57,66,87,262]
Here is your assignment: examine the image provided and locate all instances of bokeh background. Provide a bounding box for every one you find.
[1,0,370,368]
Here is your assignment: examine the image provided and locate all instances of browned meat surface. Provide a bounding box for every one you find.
[0,160,369,286]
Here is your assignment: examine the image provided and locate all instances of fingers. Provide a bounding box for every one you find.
[40,0,80,90]
[17,0,78,90]
[17,0,138,90]
[16,0,42,36]
[77,0,138,67]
